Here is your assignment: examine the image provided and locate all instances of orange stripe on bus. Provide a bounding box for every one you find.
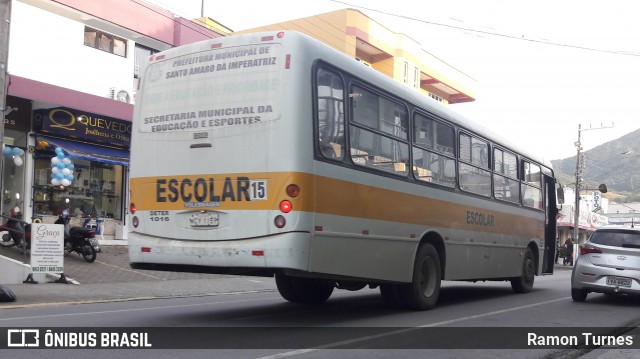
[129,171,543,237]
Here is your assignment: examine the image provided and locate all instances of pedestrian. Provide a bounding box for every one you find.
[555,238,560,264]
[564,237,574,266]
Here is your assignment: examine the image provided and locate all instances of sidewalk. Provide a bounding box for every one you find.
[0,242,277,308]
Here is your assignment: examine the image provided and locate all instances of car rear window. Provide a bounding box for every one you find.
[590,230,640,248]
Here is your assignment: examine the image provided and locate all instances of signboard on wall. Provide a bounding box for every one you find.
[33,107,131,148]
[3,96,32,132]
[30,223,64,274]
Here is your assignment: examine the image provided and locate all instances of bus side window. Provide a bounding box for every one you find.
[522,161,543,209]
[316,68,345,160]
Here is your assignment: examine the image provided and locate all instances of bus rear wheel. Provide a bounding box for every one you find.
[510,248,535,293]
[275,273,334,304]
[397,243,441,311]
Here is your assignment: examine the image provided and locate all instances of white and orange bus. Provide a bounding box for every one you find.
[128,31,561,310]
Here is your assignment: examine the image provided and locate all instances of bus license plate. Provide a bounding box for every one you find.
[189,212,219,227]
[606,276,631,288]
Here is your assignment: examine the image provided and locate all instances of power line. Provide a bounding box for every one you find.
[329,0,640,57]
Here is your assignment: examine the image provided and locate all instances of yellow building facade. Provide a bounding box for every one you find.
[235,8,476,104]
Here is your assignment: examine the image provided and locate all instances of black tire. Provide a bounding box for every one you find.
[397,243,442,311]
[0,232,16,247]
[275,273,334,304]
[380,284,403,308]
[571,288,588,302]
[511,248,535,293]
[82,244,97,263]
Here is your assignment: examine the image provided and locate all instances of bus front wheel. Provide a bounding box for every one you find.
[397,243,441,310]
[275,273,334,304]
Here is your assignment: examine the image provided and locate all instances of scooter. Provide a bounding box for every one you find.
[54,209,100,263]
[0,206,31,251]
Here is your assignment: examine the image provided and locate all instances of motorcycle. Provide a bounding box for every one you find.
[54,209,100,263]
[0,206,31,251]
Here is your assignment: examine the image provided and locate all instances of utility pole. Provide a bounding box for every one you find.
[0,0,12,217]
[573,123,613,244]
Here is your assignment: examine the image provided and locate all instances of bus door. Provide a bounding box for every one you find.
[542,174,559,274]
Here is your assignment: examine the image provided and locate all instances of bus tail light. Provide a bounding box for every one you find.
[130,202,137,214]
[274,215,286,228]
[286,184,300,197]
[280,200,292,213]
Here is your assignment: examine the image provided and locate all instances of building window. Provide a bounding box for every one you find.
[34,157,125,220]
[403,61,409,84]
[84,26,127,57]
[429,93,443,103]
[134,44,158,78]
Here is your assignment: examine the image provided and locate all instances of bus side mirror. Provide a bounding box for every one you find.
[556,187,565,205]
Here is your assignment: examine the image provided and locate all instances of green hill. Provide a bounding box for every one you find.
[551,128,640,202]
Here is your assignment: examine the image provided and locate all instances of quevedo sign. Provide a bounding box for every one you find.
[33,107,132,148]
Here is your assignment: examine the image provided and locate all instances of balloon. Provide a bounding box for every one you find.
[51,178,61,186]
[66,163,75,170]
[57,151,65,159]
[2,147,11,156]
[62,157,72,165]
[11,147,23,156]
[52,167,60,174]
[55,173,64,180]
[61,179,71,187]
[56,162,65,169]
[51,157,61,165]
[55,146,63,154]
[13,156,23,166]
[65,174,74,182]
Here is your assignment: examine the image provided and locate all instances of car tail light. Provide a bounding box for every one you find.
[579,243,602,255]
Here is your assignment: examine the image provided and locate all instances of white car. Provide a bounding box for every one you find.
[571,225,640,302]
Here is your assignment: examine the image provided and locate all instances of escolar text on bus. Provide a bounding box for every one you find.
[466,210,495,227]
[156,177,251,205]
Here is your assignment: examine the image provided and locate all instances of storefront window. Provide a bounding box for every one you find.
[2,130,27,216]
[33,157,124,220]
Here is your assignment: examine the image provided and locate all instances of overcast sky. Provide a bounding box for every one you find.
[144,0,640,162]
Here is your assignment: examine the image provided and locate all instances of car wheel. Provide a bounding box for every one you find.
[571,288,588,302]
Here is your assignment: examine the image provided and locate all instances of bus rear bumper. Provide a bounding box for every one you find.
[128,231,311,274]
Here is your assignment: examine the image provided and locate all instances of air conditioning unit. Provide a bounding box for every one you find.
[108,87,131,103]
[115,89,131,103]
